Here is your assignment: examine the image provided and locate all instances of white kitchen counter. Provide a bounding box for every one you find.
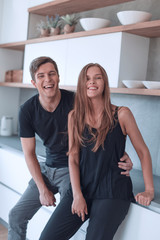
[0,135,160,240]
[0,135,159,205]
[0,135,46,158]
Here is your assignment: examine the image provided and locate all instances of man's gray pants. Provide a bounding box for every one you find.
[8,162,70,240]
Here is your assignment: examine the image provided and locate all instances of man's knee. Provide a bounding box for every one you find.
[9,207,24,227]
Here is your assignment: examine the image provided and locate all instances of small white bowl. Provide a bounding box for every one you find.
[117,11,152,25]
[80,18,111,31]
[142,81,160,89]
[122,80,144,88]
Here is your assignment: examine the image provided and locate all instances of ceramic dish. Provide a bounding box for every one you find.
[122,80,144,88]
[142,81,160,89]
[117,11,152,25]
[80,18,111,31]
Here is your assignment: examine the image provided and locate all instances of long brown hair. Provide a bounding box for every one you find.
[69,63,114,153]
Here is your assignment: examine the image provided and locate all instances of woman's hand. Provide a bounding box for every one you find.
[72,194,88,221]
[135,190,154,206]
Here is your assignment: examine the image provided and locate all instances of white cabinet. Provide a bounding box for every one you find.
[0,182,58,240]
[23,40,68,85]
[65,33,122,87]
[0,147,30,228]
[23,32,149,88]
[0,148,31,194]
[0,183,21,223]
[0,146,61,240]
[113,203,160,240]
[65,32,149,87]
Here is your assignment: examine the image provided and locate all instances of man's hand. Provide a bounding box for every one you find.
[118,152,133,176]
[39,188,56,207]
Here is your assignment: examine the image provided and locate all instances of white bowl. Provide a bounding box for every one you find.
[80,18,111,31]
[122,80,144,88]
[117,11,152,25]
[142,81,160,89]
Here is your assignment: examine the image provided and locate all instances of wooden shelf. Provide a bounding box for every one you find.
[0,82,76,91]
[110,87,160,96]
[122,19,160,38]
[0,40,26,51]
[1,20,160,51]
[28,0,134,16]
[0,82,34,88]
[1,82,160,96]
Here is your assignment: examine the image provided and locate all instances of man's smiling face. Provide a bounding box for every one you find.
[31,62,60,99]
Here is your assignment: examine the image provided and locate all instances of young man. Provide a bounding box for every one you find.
[8,56,133,240]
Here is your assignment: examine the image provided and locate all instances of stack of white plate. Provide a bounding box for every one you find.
[142,81,160,89]
[122,80,160,89]
[122,80,144,88]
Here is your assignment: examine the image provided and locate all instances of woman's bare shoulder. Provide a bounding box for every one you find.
[118,106,132,118]
[117,107,134,135]
[112,105,132,117]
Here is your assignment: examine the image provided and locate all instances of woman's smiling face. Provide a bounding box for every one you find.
[86,66,104,99]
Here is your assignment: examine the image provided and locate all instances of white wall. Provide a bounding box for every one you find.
[0,0,4,42]
[0,0,29,43]
[118,33,150,87]
[111,93,160,176]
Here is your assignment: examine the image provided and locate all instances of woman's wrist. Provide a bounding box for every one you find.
[145,187,154,192]
[73,191,83,199]
[145,188,154,195]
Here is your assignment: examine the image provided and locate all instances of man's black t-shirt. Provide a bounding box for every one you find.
[19,89,74,168]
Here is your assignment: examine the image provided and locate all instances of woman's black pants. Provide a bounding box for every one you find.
[39,193,130,240]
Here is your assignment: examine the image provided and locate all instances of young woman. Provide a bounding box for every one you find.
[39,63,154,240]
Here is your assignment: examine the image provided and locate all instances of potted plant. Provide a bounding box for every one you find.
[36,18,50,37]
[61,14,79,34]
[47,15,61,36]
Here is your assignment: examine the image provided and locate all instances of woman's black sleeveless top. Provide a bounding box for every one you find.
[80,107,135,202]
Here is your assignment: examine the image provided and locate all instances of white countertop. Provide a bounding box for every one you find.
[0,135,46,158]
[0,135,159,206]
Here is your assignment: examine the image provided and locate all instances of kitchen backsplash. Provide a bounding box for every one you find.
[111,93,160,176]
